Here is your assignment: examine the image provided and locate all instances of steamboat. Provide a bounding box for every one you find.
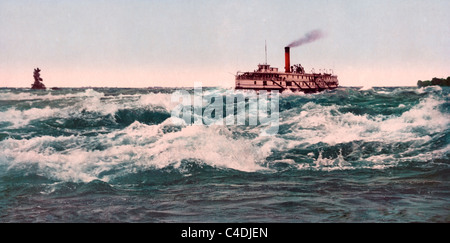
[235,46,338,93]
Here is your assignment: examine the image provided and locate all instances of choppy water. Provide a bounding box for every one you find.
[0,86,448,222]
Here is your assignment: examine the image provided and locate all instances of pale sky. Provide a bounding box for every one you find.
[0,0,449,88]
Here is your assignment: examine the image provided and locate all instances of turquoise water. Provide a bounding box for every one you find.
[0,86,448,222]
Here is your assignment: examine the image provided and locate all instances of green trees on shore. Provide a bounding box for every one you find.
[417,77,450,87]
[31,68,46,90]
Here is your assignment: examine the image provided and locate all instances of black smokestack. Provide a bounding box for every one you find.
[287,29,325,48]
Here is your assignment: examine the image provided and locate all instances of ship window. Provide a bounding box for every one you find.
[254,81,257,85]
[263,81,267,86]
[286,81,292,86]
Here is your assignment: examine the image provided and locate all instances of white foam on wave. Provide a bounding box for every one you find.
[133,125,265,173]
[1,87,448,180]
[0,106,59,128]
[0,89,108,128]
[0,90,177,129]
[0,92,42,101]
[416,85,443,94]
[312,150,352,170]
[0,88,105,101]
[0,134,98,182]
[139,92,177,111]
[280,94,448,146]
[0,115,269,182]
[272,93,449,169]
[360,86,373,91]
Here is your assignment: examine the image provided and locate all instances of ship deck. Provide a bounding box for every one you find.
[235,68,338,93]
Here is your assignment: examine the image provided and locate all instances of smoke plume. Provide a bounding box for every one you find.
[287,29,325,48]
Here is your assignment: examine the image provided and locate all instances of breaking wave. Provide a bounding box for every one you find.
[0,86,448,222]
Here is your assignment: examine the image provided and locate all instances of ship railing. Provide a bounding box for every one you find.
[236,75,283,81]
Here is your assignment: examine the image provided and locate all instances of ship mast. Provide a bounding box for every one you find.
[265,40,267,64]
